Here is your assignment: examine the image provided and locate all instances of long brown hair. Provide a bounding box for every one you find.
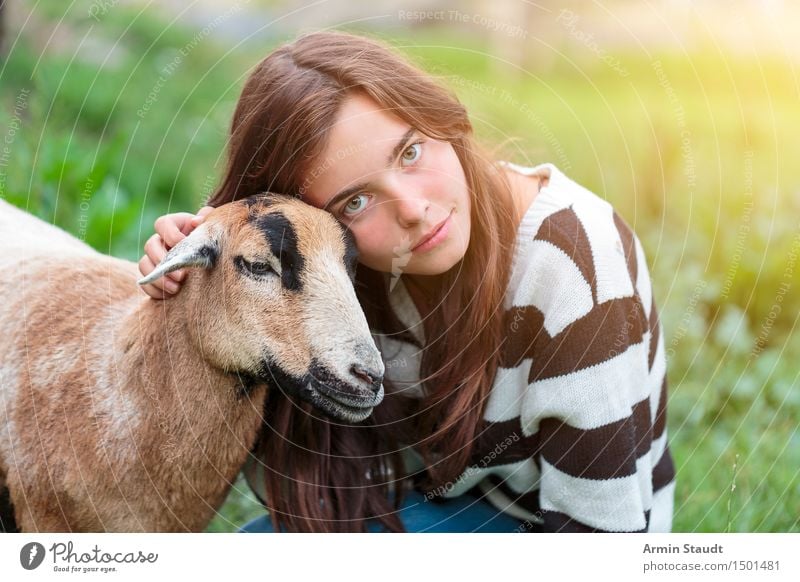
[208,31,518,532]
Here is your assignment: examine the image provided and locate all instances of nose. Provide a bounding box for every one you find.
[392,190,430,228]
[349,364,383,394]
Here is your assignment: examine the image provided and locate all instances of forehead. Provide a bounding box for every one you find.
[303,94,409,208]
[227,197,347,258]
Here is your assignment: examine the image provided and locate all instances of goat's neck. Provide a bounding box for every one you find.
[116,294,267,450]
[102,293,267,527]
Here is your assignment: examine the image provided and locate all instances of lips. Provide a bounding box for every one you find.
[412,211,452,251]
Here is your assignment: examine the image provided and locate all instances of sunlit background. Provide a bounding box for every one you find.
[1,0,798,532]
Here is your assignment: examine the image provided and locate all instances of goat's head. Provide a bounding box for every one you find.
[138,193,385,423]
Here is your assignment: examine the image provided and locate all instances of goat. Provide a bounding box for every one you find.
[0,194,385,532]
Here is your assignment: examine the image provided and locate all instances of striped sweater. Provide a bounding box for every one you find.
[376,162,675,532]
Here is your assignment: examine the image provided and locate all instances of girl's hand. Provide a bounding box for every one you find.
[138,206,214,299]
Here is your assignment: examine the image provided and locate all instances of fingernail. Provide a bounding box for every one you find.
[165,280,180,293]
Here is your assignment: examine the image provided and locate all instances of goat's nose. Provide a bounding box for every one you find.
[349,364,383,394]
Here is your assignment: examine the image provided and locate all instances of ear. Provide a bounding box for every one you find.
[137,225,219,286]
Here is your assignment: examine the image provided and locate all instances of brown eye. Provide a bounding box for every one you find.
[235,256,275,278]
[401,142,422,166]
[246,261,273,276]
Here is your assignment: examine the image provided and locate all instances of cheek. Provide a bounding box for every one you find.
[440,169,470,220]
[431,146,468,199]
[348,223,390,265]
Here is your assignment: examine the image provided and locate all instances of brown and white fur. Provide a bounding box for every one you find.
[0,194,384,532]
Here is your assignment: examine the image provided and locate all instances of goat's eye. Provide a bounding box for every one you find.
[236,256,276,278]
[247,261,273,275]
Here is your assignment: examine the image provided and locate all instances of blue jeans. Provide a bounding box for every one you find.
[239,490,525,533]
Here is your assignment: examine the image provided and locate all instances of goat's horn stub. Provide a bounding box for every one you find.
[137,236,218,286]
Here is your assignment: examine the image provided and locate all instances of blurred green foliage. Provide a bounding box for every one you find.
[1,1,797,532]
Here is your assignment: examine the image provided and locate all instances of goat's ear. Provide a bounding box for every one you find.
[137,226,219,286]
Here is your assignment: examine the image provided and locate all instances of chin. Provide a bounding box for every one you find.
[408,252,465,276]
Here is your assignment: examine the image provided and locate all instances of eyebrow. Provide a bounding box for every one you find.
[323,127,416,211]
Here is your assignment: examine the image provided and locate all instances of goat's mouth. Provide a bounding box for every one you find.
[303,381,384,423]
[254,358,384,423]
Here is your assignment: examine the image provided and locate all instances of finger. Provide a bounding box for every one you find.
[143,234,186,283]
[139,283,170,300]
[190,206,214,226]
[142,282,178,300]
[144,233,168,265]
[155,213,196,248]
[138,254,180,294]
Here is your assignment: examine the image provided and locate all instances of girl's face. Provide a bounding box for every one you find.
[301,94,471,276]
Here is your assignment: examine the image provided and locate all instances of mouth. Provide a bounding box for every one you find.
[303,381,385,423]
[412,210,452,252]
[255,359,385,423]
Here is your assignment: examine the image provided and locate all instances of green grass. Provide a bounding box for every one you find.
[1,1,797,532]
[205,473,266,533]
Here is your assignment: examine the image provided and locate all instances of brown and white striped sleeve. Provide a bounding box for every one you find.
[510,192,674,532]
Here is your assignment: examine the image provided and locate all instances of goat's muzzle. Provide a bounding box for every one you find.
[302,362,385,423]
[303,381,384,423]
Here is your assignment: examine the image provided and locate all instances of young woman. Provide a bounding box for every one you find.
[139,31,675,533]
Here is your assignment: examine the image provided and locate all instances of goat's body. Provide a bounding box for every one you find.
[0,199,267,531]
[0,199,97,258]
